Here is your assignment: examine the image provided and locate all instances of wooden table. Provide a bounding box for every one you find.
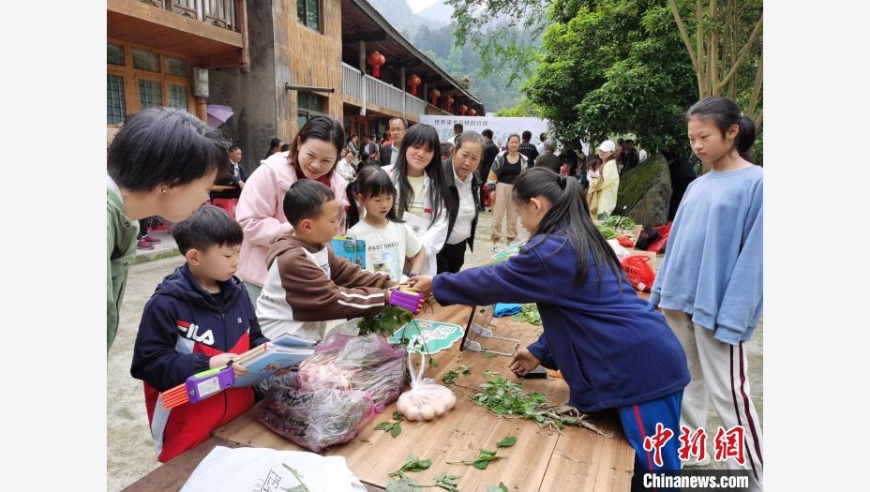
[124,303,636,491]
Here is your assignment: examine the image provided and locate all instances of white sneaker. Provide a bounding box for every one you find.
[491,244,504,254]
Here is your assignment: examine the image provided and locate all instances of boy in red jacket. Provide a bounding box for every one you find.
[130,206,268,462]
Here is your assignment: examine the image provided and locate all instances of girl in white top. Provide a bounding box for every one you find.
[382,123,453,276]
[346,166,426,282]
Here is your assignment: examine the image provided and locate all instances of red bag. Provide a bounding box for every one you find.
[617,235,635,248]
[646,222,672,253]
[620,255,656,292]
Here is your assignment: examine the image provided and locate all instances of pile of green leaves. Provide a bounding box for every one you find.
[512,304,542,325]
[596,224,619,239]
[357,305,414,337]
[442,364,472,387]
[472,372,578,431]
[603,215,637,231]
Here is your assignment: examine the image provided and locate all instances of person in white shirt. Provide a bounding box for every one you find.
[336,147,358,181]
[446,123,463,146]
[382,123,452,276]
[346,166,426,282]
[438,131,484,273]
[536,132,547,155]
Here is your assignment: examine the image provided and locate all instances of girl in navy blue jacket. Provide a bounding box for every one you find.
[410,168,690,482]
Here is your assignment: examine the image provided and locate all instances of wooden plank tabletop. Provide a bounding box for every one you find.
[121,437,242,492]
[213,302,635,491]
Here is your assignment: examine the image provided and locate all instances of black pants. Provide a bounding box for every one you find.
[137,217,152,239]
[436,241,468,274]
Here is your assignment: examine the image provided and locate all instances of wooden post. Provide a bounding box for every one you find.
[237,0,250,73]
[195,96,208,122]
[400,66,406,118]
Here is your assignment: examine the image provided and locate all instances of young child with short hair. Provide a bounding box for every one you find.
[346,166,426,283]
[130,205,267,463]
[256,179,411,343]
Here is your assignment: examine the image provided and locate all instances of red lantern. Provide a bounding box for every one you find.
[459,104,468,116]
[407,75,421,96]
[445,96,454,112]
[468,108,477,116]
[428,88,441,106]
[367,51,386,78]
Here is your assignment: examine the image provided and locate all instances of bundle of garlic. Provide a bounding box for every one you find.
[395,351,456,422]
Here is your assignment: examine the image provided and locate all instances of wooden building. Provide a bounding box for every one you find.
[106,0,250,144]
[107,0,483,164]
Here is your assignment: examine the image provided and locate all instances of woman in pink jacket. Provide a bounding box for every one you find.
[236,116,349,303]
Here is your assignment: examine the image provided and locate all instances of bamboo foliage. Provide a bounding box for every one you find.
[667,0,763,127]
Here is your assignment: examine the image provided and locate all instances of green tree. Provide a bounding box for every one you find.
[449,0,763,151]
[447,0,547,84]
[525,0,697,151]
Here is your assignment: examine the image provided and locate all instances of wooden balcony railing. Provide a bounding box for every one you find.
[342,63,455,117]
[139,0,240,31]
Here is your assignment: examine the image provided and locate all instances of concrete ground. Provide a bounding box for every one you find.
[107,211,762,490]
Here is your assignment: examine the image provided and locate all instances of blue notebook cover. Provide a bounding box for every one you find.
[330,236,366,269]
[231,342,315,388]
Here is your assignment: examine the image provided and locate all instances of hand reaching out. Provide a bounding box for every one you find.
[406,275,433,298]
[508,348,541,378]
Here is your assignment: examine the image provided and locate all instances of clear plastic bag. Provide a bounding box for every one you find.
[257,385,374,453]
[395,352,456,421]
[296,333,406,412]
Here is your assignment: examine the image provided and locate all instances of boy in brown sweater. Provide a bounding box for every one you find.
[255,180,406,342]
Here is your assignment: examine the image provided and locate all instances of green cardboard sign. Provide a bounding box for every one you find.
[388,319,464,354]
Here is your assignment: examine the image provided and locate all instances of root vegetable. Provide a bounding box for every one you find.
[420,404,435,421]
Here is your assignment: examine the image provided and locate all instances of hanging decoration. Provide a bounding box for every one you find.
[459,104,468,116]
[445,96,454,113]
[468,108,477,116]
[407,75,422,96]
[367,51,386,78]
[428,88,441,106]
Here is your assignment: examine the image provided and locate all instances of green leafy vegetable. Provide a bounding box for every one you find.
[603,215,637,231]
[497,436,517,447]
[358,305,414,337]
[375,413,404,438]
[511,304,542,325]
[442,364,473,387]
[471,373,607,433]
[448,448,505,470]
[487,482,509,492]
[434,473,461,491]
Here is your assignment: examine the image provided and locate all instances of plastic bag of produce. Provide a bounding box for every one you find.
[257,386,374,453]
[395,352,456,422]
[620,254,656,292]
[296,333,406,412]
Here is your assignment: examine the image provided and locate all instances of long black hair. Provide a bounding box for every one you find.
[346,166,402,228]
[512,167,624,288]
[391,123,451,226]
[108,107,229,192]
[686,96,757,163]
[287,115,345,178]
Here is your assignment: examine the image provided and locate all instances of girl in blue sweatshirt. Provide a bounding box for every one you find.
[651,97,763,490]
[410,167,690,482]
